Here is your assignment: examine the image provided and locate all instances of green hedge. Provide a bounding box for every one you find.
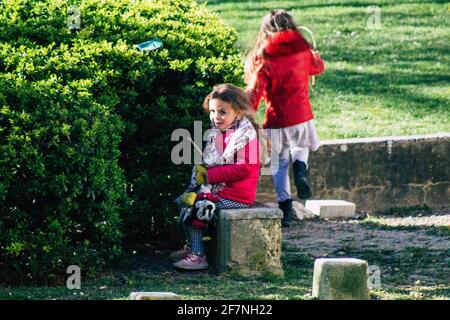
[0,74,126,284]
[0,0,243,283]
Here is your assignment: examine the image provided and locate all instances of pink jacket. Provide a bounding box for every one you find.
[207,131,260,205]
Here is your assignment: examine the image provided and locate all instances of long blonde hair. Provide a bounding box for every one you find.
[244,9,300,84]
[202,83,259,132]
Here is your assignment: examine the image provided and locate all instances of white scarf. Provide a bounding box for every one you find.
[203,116,257,166]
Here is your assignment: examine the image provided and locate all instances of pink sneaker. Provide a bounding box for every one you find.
[168,244,192,262]
[173,253,209,270]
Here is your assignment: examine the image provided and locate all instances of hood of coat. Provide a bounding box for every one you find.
[265,30,311,57]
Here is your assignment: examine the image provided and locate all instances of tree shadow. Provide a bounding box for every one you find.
[318,68,450,113]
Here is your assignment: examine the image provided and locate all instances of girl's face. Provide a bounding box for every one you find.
[209,99,240,132]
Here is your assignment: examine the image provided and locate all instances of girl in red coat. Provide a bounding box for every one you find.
[245,9,325,227]
[171,83,260,270]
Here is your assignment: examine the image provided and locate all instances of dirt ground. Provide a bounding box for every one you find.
[283,209,450,256]
[282,208,450,295]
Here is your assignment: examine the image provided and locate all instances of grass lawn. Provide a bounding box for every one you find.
[204,0,450,139]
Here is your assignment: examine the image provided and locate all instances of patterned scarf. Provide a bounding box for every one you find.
[203,116,257,166]
[180,116,257,198]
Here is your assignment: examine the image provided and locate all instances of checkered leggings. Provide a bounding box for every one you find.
[183,198,250,255]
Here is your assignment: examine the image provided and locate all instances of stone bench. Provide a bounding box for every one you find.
[207,204,284,276]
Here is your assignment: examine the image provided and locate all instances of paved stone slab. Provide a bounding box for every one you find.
[129,292,181,300]
[312,258,369,300]
[305,200,356,219]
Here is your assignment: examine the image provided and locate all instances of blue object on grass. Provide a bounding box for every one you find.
[135,39,163,51]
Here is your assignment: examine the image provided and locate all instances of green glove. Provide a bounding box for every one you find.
[181,192,197,207]
[195,164,207,185]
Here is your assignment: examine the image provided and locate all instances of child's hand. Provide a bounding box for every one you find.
[181,192,197,207]
[195,164,207,185]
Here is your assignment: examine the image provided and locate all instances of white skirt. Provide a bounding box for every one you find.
[263,119,321,155]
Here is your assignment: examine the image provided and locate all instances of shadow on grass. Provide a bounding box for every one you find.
[317,68,449,113]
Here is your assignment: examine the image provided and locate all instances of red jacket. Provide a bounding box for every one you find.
[207,131,260,205]
[247,30,325,129]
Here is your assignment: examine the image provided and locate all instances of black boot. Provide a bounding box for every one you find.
[292,160,312,199]
[279,198,293,227]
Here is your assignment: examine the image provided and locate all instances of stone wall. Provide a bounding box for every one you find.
[257,133,450,212]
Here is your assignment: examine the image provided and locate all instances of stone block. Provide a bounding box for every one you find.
[263,201,317,221]
[312,258,369,300]
[208,206,284,276]
[305,200,356,219]
[129,292,181,300]
[292,201,317,220]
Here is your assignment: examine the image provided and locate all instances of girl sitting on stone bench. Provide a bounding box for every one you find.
[171,83,260,271]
